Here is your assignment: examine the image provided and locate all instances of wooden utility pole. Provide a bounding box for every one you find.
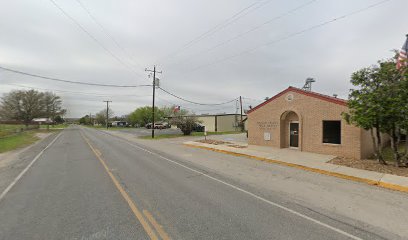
[145,66,162,138]
[239,96,244,132]
[103,100,112,130]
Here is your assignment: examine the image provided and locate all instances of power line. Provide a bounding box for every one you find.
[48,0,144,78]
[177,0,392,75]
[1,83,152,97]
[156,0,273,64]
[0,66,151,88]
[174,0,317,66]
[242,97,264,102]
[158,87,238,106]
[156,96,235,113]
[74,0,145,73]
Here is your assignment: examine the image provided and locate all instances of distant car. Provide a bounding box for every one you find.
[193,123,205,132]
[146,122,171,129]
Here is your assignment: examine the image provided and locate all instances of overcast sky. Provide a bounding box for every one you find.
[0,0,407,118]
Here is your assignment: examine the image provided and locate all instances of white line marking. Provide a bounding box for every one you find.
[100,130,363,240]
[0,131,63,202]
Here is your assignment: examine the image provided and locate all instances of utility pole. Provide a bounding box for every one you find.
[103,101,112,130]
[239,96,244,132]
[145,65,162,138]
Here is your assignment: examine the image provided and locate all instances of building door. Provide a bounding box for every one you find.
[289,122,299,148]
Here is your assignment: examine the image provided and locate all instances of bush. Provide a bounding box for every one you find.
[170,116,201,135]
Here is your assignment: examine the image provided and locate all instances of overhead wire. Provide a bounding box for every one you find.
[0,66,151,88]
[176,0,393,75]
[156,0,273,64]
[156,96,235,113]
[158,87,238,106]
[174,0,317,66]
[74,0,145,72]
[1,83,152,98]
[48,0,145,78]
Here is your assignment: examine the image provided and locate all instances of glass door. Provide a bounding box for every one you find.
[289,122,299,148]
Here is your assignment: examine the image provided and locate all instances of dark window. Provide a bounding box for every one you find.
[323,121,341,144]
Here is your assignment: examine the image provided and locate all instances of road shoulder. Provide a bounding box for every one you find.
[0,131,58,194]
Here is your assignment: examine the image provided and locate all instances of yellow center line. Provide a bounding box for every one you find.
[143,210,171,240]
[80,131,159,240]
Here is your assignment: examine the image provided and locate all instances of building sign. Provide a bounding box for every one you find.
[257,121,279,130]
[264,132,271,141]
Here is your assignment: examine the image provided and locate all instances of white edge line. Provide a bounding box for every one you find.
[0,131,63,202]
[100,130,363,240]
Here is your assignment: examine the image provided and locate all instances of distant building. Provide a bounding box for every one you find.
[247,86,383,159]
[169,114,246,132]
[32,118,53,124]
[112,121,128,127]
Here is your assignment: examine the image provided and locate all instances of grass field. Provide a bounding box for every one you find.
[0,131,40,153]
[0,124,39,138]
[139,131,243,140]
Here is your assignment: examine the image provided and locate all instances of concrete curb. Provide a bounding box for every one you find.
[184,143,408,194]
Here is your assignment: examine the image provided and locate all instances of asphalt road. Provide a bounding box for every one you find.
[0,126,401,239]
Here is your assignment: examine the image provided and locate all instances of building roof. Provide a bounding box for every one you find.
[247,86,347,114]
[32,118,52,122]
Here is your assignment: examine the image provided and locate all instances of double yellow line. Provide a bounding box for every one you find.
[81,132,171,240]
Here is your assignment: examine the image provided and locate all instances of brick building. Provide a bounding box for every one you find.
[247,86,375,159]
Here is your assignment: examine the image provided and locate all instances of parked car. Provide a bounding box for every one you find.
[145,123,152,129]
[193,123,205,132]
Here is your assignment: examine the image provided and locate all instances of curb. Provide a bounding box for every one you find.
[184,143,408,194]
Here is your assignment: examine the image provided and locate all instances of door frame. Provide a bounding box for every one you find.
[288,121,299,149]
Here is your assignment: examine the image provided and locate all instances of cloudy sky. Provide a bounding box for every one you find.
[0,0,407,117]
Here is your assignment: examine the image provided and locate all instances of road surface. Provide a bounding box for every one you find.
[0,126,404,239]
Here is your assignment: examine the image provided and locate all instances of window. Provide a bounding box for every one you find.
[322,121,341,144]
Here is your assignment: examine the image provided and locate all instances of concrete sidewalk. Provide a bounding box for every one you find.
[184,140,408,193]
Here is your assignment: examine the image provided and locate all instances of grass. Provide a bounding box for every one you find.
[0,124,38,138]
[39,124,69,129]
[0,131,40,153]
[139,131,243,140]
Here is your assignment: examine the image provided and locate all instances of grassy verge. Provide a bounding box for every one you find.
[0,131,40,153]
[139,131,243,140]
[0,124,38,138]
[39,124,69,129]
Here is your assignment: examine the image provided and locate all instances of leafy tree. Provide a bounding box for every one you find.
[345,66,387,164]
[95,108,114,126]
[0,90,66,126]
[160,105,188,118]
[127,106,164,127]
[345,56,408,166]
[79,115,91,125]
[54,115,65,124]
[0,90,43,125]
[42,92,66,129]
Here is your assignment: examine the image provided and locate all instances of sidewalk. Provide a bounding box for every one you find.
[184,140,408,193]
